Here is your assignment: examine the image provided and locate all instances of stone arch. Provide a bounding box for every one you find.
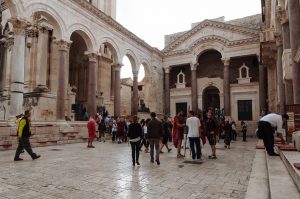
[3,0,24,17]
[25,3,67,38]
[67,24,95,51]
[99,37,120,63]
[140,58,151,77]
[191,40,226,64]
[122,49,138,72]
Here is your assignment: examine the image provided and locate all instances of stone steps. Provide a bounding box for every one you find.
[246,140,300,199]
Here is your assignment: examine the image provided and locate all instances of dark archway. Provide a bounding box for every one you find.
[69,32,89,120]
[202,86,220,111]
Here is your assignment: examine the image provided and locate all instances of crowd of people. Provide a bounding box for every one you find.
[85,107,248,166]
[15,107,288,163]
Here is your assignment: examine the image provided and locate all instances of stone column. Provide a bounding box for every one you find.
[85,52,98,117]
[9,18,29,117]
[132,70,139,115]
[191,63,198,113]
[113,63,122,117]
[2,37,13,95]
[259,64,267,115]
[282,22,294,105]
[36,24,51,91]
[288,0,300,103]
[223,58,230,116]
[275,35,286,114]
[55,40,71,121]
[164,67,170,116]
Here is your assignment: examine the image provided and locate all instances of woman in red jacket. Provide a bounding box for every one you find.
[87,115,97,148]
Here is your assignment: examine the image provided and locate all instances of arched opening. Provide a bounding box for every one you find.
[202,86,220,113]
[120,55,134,116]
[197,50,223,79]
[69,31,89,121]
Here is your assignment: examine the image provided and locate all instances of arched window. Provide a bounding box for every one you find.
[176,70,186,88]
[237,63,252,84]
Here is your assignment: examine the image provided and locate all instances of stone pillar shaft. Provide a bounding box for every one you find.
[132,71,139,115]
[36,26,50,90]
[85,52,98,117]
[276,42,286,114]
[55,40,71,120]
[223,59,230,116]
[164,68,170,116]
[288,0,300,103]
[259,65,267,114]
[114,64,121,117]
[191,63,198,113]
[9,18,29,117]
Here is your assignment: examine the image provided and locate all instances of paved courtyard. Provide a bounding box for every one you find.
[0,139,257,199]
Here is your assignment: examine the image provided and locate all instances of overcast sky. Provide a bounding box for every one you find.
[117,0,262,80]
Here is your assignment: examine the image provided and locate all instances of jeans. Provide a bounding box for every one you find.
[189,137,201,160]
[130,140,141,164]
[14,137,37,159]
[148,139,160,161]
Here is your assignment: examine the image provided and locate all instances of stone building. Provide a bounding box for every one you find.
[260,0,300,114]
[162,15,261,122]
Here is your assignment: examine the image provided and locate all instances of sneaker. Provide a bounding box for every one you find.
[136,162,140,166]
[269,153,279,156]
[32,155,41,160]
[211,155,217,159]
[177,154,184,158]
[168,149,172,152]
[14,158,23,161]
[150,159,154,163]
[160,151,164,153]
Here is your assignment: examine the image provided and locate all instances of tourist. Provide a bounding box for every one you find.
[257,113,289,156]
[140,119,150,153]
[224,120,232,149]
[231,121,237,141]
[241,121,247,142]
[111,119,118,142]
[117,118,127,143]
[14,110,41,161]
[83,108,89,121]
[160,116,172,153]
[186,110,201,160]
[147,112,163,165]
[87,115,97,148]
[205,110,218,159]
[173,111,185,158]
[127,115,143,166]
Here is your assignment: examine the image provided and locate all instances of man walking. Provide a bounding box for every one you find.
[186,111,201,160]
[14,110,41,161]
[147,112,163,165]
[257,113,289,156]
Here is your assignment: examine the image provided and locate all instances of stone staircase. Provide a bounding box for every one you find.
[245,140,300,199]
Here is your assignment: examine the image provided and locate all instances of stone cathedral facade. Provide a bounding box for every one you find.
[0,0,299,149]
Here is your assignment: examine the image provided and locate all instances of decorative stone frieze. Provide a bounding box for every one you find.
[8,17,30,36]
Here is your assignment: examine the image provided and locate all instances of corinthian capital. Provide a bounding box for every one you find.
[222,58,230,66]
[190,63,199,71]
[85,51,100,63]
[112,63,123,71]
[8,17,31,36]
[54,39,72,51]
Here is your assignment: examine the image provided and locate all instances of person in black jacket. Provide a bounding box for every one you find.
[127,115,143,166]
[14,110,40,161]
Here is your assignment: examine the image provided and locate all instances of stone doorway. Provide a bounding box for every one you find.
[202,86,220,112]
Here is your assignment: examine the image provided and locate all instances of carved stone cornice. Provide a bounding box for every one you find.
[85,51,99,63]
[163,35,260,57]
[163,19,260,53]
[276,5,289,25]
[69,0,163,57]
[8,17,31,36]
[54,39,72,51]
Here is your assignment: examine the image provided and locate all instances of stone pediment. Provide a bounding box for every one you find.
[163,19,260,55]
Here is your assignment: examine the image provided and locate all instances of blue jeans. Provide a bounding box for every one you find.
[189,137,201,160]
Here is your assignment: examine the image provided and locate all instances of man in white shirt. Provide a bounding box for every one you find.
[186,110,201,160]
[258,113,289,156]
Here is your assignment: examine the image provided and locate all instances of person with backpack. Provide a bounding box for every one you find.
[14,110,41,161]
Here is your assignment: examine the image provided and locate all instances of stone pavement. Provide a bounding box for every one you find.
[0,138,257,199]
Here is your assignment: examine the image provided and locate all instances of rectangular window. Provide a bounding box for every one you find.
[238,100,252,120]
[176,103,188,118]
